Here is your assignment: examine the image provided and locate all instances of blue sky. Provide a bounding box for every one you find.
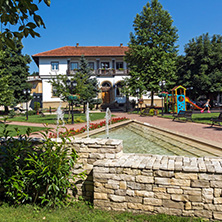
[22,0,222,73]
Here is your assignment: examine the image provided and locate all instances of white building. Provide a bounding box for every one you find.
[32,43,161,109]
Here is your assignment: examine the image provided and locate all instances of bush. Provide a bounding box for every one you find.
[27,110,37,116]
[8,109,16,118]
[34,102,40,112]
[0,124,84,207]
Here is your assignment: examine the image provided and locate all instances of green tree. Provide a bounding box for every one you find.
[0,38,31,112]
[75,56,99,112]
[177,33,222,101]
[0,66,14,108]
[0,0,51,49]
[125,0,178,106]
[50,56,99,112]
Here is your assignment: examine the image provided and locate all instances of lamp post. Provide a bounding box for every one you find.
[136,88,139,113]
[159,80,166,116]
[23,89,31,120]
[66,79,77,124]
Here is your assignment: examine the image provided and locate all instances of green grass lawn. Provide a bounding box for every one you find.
[162,112,220,124]
[0,202,211,222]
[6,113,106,125]
[0,124,46,137]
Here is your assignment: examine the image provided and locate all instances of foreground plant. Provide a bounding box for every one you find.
[0,123,84,207]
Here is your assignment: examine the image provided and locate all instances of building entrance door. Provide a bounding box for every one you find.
[102,91,110,104]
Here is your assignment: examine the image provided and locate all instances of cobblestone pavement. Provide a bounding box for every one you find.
[4,112,222,145]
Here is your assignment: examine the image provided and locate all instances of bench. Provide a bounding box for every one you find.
[173,110,193,122]
[211,112,222,126]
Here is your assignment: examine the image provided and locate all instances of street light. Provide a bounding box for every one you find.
[23,89,31,120]
[159,80,166,116]
[136,88,140,113]
[66,79,77,124]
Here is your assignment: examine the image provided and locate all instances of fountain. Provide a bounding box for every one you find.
[86,102,90,138]
[56,104,65,140]
[105,107,111,139]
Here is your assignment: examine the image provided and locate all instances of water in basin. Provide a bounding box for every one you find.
[92,123,216,157]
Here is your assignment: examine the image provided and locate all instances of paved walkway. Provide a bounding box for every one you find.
[4,113,222,146]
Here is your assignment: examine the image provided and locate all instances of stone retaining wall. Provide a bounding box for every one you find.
[94,153,222,221]
[64,138,123,202]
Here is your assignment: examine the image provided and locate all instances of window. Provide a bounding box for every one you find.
[71,62,78,70]
[116,62,123,69]
[101,62,110,69]
[51,62,59,71]
[88,62,94,70]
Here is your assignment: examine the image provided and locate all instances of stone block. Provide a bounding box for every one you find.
[171,194,187,202]
[109,194,125,202]
[136,175,154,184]
[94,186,114,194]
[185,201,192,210]
[199,173,222,181]
[214,188,222,197]
[153,187,166,193]
[119,181,127,190]
[170,178,190,187]
[155,207,182,216]
[162,200,184,209]
[155,177,170,185]
[154,170,174,178]
[110,202,127,211]
[214,197,222,204]
[167,188,183,194]
[115,189,126,196]
[211,181,222,188]
[175,172,197,180]
[183,188,201,196]
[128,203,154,211]
[120,174,135,182]
[214,212,222,220]
[191,180,209,188]
[126,189,135,196]
[143,197,162,206]
[188,195,202,202]
[94,192,108,200]
[126,196,142,203]
[194,210,212,219]
[154,192,170,200]
[135,190,154,198]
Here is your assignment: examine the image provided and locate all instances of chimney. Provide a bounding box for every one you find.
[120,43,123,47]
[76,43,79,47]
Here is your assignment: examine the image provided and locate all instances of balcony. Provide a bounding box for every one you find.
[66,69,129,76]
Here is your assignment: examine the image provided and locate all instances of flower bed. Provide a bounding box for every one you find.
[49,117,128,138]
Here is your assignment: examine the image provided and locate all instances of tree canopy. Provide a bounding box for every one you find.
[125,0,178,106]
[0,0,51,48]
[0,38,31,111]
[177,33,222,100]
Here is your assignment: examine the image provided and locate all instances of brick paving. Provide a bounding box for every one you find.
[4,112,222,146]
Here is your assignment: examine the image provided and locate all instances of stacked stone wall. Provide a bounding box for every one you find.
[64,138,123,202]
[94,154,222,221]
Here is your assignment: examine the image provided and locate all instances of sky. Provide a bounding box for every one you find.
[22,0,222,73]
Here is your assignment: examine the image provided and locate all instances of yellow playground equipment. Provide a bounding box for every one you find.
[170,85,202,113]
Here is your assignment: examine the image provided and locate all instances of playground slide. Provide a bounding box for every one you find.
[185,97,202,110]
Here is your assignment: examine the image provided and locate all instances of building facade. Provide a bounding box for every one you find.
[32,44,134,109]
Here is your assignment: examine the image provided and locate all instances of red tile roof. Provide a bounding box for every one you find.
[33,46,128,57]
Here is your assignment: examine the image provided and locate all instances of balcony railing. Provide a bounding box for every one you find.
[66,69,129,76]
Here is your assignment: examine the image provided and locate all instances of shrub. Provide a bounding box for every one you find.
[89,104,94,110]
[75,117,85,123]
[8,109,16,118]
[0,124,84,207]
[34,102,40,112]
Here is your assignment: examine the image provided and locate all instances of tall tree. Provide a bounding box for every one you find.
[125,0,178,106]
[0,53,14,108]
[0,38,31,112]
[0,0,51,49]
[177,33,222,101]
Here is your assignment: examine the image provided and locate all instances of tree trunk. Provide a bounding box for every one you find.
[150,91,154,107]
[83,102,86,113]
[4,106,9,114]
